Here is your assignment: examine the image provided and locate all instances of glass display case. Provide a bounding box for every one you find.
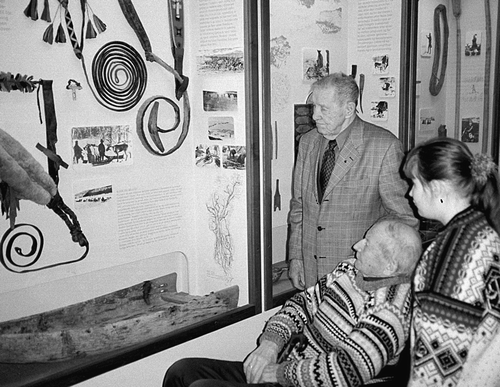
[263,0,414,307]
[264,0,500,307]
[0,1,261,385]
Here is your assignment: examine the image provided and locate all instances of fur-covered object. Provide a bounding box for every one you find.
[0,128,57,228]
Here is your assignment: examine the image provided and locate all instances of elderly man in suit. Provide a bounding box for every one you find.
[289,72,418,289]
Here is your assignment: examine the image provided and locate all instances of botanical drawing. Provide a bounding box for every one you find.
[271,71,291,114]
[206,175,242,283]
[270,35,291,69]
[316,9,342,34]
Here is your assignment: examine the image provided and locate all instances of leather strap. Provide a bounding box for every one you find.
[41,80,63,184]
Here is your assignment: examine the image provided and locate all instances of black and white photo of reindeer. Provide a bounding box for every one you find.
[106,143,130,162]
[71,125,132,168]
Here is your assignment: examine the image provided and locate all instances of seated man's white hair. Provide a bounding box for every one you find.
[375,220,422,275]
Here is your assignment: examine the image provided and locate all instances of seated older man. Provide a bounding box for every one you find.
[164,220,422,387]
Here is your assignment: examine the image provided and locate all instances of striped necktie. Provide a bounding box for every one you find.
[319,139,337,201]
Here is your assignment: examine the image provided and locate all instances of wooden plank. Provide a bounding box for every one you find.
[0,273,239,363]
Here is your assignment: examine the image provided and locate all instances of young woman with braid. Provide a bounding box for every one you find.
[403,137,500,387]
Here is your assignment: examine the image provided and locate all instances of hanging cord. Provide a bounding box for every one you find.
[451,0,461,139]
[482,0,491,153]
[429,4,449,96]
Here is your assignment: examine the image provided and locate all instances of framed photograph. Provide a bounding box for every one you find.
[465,31,482,56]
[370,100,389,121]
[420,30,432,58]
[302,47,330,81]
[419,108,437,132]
[372,54,389,75]
[379,77,396,97]
[461,117,480,143]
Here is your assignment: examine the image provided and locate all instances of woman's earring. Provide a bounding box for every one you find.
[440,198,444,204]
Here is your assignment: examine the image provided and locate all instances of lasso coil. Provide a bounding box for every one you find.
[1,224,43,273]
[92,41,147,112]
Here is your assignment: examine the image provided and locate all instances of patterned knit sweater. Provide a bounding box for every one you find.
[408,207,500,387]
[260,259,412,387]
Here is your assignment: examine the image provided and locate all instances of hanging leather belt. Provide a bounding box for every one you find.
[429,4,449,96]
[168,0,189,100]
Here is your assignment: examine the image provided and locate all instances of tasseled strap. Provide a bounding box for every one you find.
[41,0,51,22]
[24,0,51,22]
[24,0,38,20]
[61,3,82,58]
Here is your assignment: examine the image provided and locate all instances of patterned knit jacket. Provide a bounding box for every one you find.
[260,259,412,387]
[408,207,500,387]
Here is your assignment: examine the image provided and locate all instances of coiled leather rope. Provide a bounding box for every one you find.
[0,224,44,273]
[429,4,449,96]
[91,41,147,112]
[1,221,88,273]
[136,95,183,155]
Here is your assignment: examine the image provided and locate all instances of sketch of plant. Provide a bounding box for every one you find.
[206,175,242,282]
[270,35,291,69]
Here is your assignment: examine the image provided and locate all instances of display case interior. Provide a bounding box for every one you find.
[0,1,261,385]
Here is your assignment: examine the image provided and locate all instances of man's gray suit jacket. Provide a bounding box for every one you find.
[288,116,419,287]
